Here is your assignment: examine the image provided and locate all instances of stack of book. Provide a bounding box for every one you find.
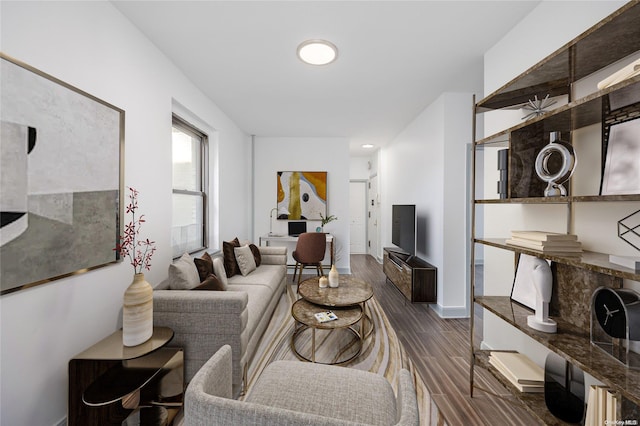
[506,231,582,256]
[488,351,544,393]
[585,385,619,426]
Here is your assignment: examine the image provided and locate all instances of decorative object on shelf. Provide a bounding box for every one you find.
[608,254,640,270]
[319,212,337,232]
[511,254,552,310]
[521,94,557,120]
[116,187,156,347]
[544,352,586,423]
[591,286,640,369]
[597,58,640,90]
[328,264,339,288]
[527,259,557,333]
[600,118,640,195]
[507,230,582,255]
[618,209,640,251]
[319,276,328,288]
[585,385,619,426]
[497,149,508,199]
[277,171,327,220]
[488,351,544,393]
[0,53,124,296]
[534,131,577,197]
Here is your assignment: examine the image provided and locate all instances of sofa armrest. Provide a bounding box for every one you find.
[395,369,420,426]
[153,289,249,383]
[259,246,287,266]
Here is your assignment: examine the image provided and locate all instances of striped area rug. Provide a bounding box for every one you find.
[240,283,442,425]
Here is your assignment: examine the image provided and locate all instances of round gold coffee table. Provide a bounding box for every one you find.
[298,276,374,338]
[291,299,363,364]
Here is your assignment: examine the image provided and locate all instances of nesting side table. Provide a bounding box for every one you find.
[68,327,183,426]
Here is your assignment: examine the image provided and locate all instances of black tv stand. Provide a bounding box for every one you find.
[383,247,436,303]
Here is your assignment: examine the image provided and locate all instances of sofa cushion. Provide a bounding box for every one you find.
[194,252,214,282]
[226,284,272,341]
[222,238,241,277]
[234,245,257,276]
[192,274,225,291]
[249,244,262,267]
[247,360,397,426]
[227,264,285,294]
[168,253,201,290]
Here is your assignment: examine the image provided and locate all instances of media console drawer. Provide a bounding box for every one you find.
[383,248,436,303]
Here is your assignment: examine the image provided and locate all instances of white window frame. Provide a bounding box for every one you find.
[172,114,208,257]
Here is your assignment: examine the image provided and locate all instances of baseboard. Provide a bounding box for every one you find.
[429,304,469,319]
[54,417,66,426]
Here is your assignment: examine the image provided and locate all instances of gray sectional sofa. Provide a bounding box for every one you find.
[153,246,287,394]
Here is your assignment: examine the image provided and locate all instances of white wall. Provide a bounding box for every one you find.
[0,2,249,425]
[253,137,351,273]
[350,156,371,180]
[480,0,637,360]
[381,92,474,317]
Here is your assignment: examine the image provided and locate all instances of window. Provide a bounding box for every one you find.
[172,115,208,257]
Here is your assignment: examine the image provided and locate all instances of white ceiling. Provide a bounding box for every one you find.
[112,1,540,155]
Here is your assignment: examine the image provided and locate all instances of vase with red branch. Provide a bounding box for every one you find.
[116,187,157,346]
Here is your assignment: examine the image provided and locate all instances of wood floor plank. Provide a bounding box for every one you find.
[345,254,541,426]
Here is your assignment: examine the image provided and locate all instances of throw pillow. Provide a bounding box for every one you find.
[222,237,241,277]
[249,243,262,267]
[194,252,214,282]
[212,257,229,290]
[235,245,257,276]
[168,253,200,290]
[192,274,225,291]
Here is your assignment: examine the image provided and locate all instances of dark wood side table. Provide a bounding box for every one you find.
[68,327,183,426]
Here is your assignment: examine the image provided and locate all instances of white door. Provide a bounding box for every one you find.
[349,181,367,254]
[368,175,379,259]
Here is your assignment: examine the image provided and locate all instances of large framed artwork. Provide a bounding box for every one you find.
[0,54,124,295]
[276,171,327,220]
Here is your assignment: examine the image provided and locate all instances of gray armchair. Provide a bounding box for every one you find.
[185,345,420,426]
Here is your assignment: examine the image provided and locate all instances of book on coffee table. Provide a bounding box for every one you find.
[314,311,338,323]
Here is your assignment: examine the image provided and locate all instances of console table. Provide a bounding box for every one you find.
[68,327,183,426]
[383,248,437,303]
[260,233,335,267]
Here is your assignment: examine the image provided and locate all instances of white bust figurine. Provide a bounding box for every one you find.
[527,259,557,333]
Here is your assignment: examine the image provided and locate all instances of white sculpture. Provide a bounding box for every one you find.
[527,258,557,333]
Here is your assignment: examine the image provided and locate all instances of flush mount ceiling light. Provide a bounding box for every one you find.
[297,39,338,66]
[362,144,374,149]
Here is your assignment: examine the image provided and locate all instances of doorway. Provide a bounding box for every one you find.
[349,180,367,254]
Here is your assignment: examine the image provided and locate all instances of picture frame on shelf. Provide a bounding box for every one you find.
[600,118,640,196]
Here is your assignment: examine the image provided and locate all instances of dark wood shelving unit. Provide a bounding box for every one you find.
[470,2,640,424]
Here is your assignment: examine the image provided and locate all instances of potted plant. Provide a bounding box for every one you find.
[318,213,338,232]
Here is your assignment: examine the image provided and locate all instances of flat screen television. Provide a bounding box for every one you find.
[391,204,416,256]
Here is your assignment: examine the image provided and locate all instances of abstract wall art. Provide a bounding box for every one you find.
[0,54,124,295]
[276,171,327,220]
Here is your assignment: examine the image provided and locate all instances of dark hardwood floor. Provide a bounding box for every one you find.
[346,254,539,426]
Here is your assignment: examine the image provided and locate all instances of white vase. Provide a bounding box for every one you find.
[328,265,339,288]
[123,273,153,346]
